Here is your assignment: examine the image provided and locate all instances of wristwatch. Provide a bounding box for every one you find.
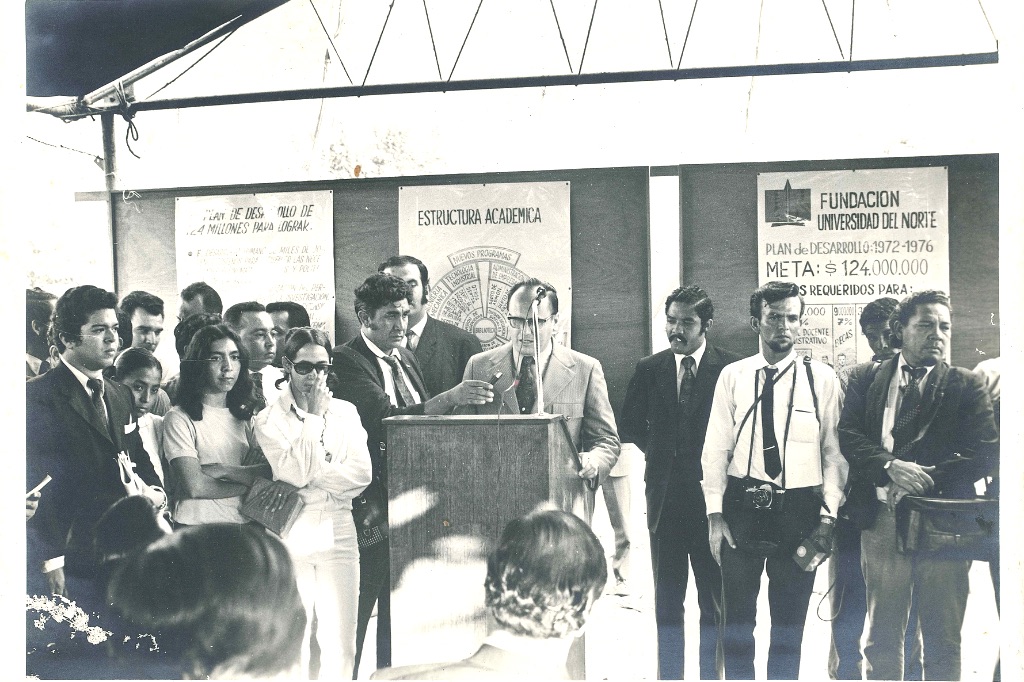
[819,515,836,526]
[883,460,894,471]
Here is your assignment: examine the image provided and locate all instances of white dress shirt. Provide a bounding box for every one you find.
[361,332,422,406]
[701,350,848,517]
[875,352,936,500]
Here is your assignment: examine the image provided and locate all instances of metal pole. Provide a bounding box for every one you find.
[101,113,119,291]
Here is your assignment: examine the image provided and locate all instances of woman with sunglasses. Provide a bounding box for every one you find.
[255,327,372,680]
[162,324,276,525]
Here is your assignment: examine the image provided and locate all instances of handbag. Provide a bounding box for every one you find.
[895,495,998,561]
[240,477,305,537]
[352,480,389,549]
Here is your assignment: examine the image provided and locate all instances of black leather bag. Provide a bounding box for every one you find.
[895,495,998,561]
[352,480,388,549]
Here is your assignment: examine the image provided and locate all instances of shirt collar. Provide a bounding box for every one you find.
[62,356,103,391]
[26,353,43,375]
[361,331,399,360]
[406,314,428,340]
[674,338,707,370]
[752,349,798,372]
[512,342,554,373]
[897,352,934,385]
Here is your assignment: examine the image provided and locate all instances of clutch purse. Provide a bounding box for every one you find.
[895,495,998,561]
[240,478,305,537]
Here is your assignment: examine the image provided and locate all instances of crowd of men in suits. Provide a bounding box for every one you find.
[26,260,999,680]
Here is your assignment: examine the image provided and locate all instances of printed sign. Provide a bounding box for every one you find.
[399,182,572,350]
[175,191,335,340]
[757,168,949,369]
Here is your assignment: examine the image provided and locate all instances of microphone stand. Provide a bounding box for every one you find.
[531,296,545,415]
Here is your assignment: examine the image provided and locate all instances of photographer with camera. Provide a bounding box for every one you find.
[702,281,848,679]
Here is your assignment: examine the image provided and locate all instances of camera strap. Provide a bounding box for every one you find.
[742,360,799,488]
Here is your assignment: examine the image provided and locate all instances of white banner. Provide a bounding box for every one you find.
[398,182,572,350]
[175,191,335,341]
[757,168,949,369]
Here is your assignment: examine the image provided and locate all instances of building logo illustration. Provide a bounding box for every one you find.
[764,179,811,226]
[426,246,531,350]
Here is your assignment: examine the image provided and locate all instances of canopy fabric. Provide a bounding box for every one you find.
[25,0,289,97]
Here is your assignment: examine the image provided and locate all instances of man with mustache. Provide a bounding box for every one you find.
[619,285,741,679]
[702,280,847,679]
[839,290,997,680]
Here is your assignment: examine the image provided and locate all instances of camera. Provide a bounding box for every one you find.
[793,536,830,571]
[744,481,785,511]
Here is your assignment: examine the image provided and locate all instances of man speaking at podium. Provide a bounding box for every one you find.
[461,279,620,487]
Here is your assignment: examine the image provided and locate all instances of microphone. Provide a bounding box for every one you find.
[534,287,547,302]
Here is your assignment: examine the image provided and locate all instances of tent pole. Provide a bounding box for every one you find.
[101,113,119,291]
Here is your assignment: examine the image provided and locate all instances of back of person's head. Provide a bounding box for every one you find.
[180,282,223,315]
[749,280,804,318]
[378,255,430,285]
[266,301,311,328]
[93,496,170,568]
[484,508,607,639]
[107,523,305,679]
[664,284,714,330]
[507,278,559,314]
[27,287,57,338]
[52,285,119,353]
[174,312,222,360]
[859,297,899,333]
[113,346,163,381]
[175,323,255,421]
[890,289,952,349]
[353,273,412,319]
[223,301,267,330]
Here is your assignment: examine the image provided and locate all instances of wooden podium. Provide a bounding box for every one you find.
[382,414,593,674]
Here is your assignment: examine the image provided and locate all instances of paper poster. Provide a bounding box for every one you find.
[175,190,335,340]
[757,168,949,369]
[398,182,572,350]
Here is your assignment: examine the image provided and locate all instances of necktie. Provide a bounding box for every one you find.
[517,355,537,414]
[406,330,418,352]
[381,354,418,407]
[250,371,267,413]
[678,356,696,405]
[761,367,782,480]
[87,378,111,435]
[892,366,927,457]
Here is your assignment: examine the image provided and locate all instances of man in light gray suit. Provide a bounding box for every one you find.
[461,279,620,487]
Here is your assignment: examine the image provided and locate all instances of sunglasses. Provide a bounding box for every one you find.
[288,360,332,375]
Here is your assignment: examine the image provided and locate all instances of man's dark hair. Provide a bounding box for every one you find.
[749,281,804,319]
[27,287,57,348]
[890,290,952,349]
[117,291,165,349]
[378,255,429,286]
[484,508,607,639]
[52,285,119,353]
[665,285,714,332]
[223,301,267,330]
[353,274,412,320]
[180,282,223,315]
[507,278,559,315]
[119,290,164,320]
[174,324,256,421]
[859,297,899,334]
[266,301,310,328]
[174,313,222,360]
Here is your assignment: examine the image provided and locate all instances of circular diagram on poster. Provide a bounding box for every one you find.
[426,246,531,350]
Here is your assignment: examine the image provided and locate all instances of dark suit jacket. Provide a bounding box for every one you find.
[619,344,741,534]
[26,362,160,577]
[414,316,483,397]
[838,357,998,499]
[332,334,431,483]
